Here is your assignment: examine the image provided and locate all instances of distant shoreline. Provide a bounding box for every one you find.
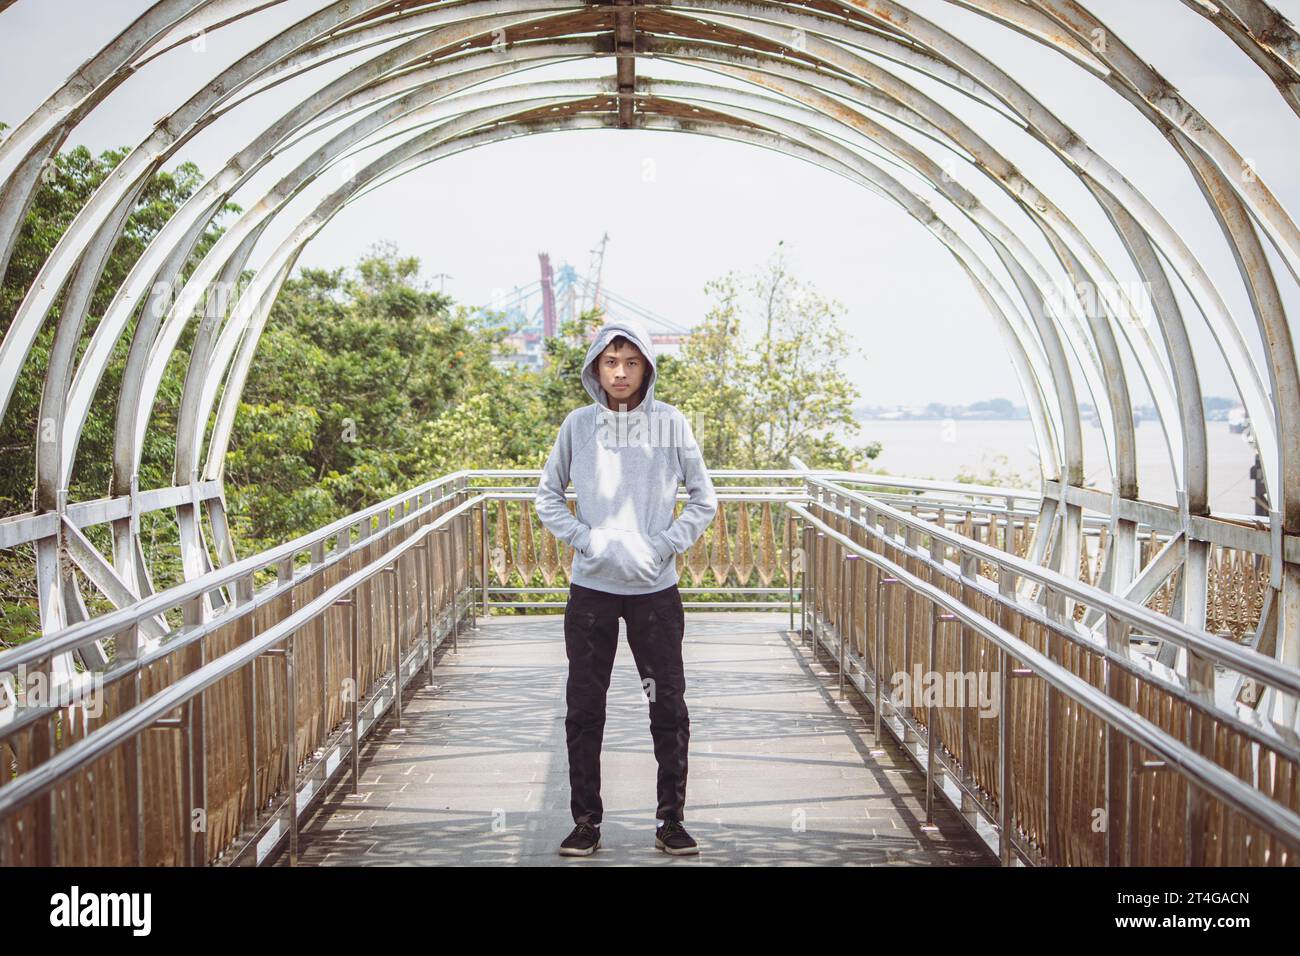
[853,398,1242,426]
[855,415,1029,422]
[854,415,1213,424]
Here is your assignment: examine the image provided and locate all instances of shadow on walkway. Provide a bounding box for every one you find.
[289,612,996,866]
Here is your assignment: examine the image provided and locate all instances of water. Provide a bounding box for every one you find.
[844,419,1261,516]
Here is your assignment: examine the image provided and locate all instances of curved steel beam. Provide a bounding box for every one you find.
[1,0,1296,674]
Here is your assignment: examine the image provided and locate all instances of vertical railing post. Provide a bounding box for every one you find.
[1125,737,1138,866]
[418,537,433,686]
[121,623,146,866]
[440,525,457,654]
[924,604,939,829]
[1042,592,1058,864]
[958,548,981,785]
[451,521,461,652]
[464,511,478,631]
[480,502,490,621]
[811,532,825,657]
[902,526,919,745]
[873,575,899,756]
[187,636,207,866]
[838,553,849,699]
[799,523,809,645]
[1185,648,1215,866]
[957,567,971,798]
[311,540,328,749]
[281,632,297,866]
[1104,611,1130,867]
[1043,672,1055,865]
[32,656,56,866]
[238,576,260,839]
[998,648,1012,866]
[349,597,360,794]
[177,588,206,868]
[172,704,193,867]
[274,556,296,861]
[382,565,402,731]
[787,515,796,633]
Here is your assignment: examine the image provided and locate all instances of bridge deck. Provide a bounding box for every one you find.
[289,612,995,866]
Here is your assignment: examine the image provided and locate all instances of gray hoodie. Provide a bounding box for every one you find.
[534,316,718,595]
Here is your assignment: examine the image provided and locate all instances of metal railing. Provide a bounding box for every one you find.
[2,466,1296,867]
[795,477,1300,866]
[0,478,480,865]
[468,469,810,610]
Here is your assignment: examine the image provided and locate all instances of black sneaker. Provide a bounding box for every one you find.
[559,822,601,856]
[654,820,699,855]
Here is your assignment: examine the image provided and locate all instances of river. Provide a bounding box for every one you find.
[843,419,1262,516]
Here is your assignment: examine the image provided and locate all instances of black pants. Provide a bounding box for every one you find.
[563,582,689,826]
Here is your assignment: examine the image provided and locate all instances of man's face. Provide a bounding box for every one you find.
[597,340,646,409]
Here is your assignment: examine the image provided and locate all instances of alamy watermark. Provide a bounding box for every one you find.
[1,663,105,720]
[889,665,1000,718]
[595,406,706,458]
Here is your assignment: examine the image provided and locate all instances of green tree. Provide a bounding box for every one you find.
[224,241,560,554]
[669,246,880,470]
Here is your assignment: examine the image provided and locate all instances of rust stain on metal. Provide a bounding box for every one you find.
[505,92,764,131]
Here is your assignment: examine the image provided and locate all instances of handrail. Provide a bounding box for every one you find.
[806,475,1300,699]
[811,491,1300,763]
[0,489,487,743]
[3,464,1290,864]
[788,502,1300,855]
[0,496,478,821]
[787,457,1280,556]
[0,474,473,671]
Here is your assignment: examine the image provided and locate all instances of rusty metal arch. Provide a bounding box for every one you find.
[190,84,1070,480]
[1,0,1297,726]
[0,0,1268,515]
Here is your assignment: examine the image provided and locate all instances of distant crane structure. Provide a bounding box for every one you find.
[586,231,610,314]
[475,238,693,370]
[538,252,557,341]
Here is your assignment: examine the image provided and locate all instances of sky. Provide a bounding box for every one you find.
[2,0,1299,409]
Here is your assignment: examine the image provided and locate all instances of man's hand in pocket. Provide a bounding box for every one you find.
[586,528,666,584]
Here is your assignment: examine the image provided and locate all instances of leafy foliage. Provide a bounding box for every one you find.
[669,245,880,470]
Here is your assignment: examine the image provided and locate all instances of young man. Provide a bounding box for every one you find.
[534,316,718,857]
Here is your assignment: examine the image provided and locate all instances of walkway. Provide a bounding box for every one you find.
[289,611,994,866]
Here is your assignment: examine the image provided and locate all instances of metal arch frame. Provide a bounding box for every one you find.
[0,1,1289,486]
[70,23,585,496]
[642,36,1182,605]
[213,53,1169,609]
[0,1,1263,506]
[0,0,218,282]
[91,5,1279,515]
[50,5,1065,544]
[185,2,1279,600]
[714,11,1272,511]
[688,0,1280,508]
[165,7,1097,541]
[138,56,1067,460]
[0,4,1250,609]
[190,81,1069,481]
[668,0,1274,543]
[1180,0,1300,119]
[840,0,1298,715]
[155,17,1093,592]
[198,99,1077,580]
[1,1,1297,728]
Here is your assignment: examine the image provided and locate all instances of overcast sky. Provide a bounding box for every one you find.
[2,0,1298,408]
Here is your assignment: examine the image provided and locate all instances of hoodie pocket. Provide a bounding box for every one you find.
[586,528,665,585]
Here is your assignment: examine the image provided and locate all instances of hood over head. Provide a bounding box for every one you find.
[580,315,658,415]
